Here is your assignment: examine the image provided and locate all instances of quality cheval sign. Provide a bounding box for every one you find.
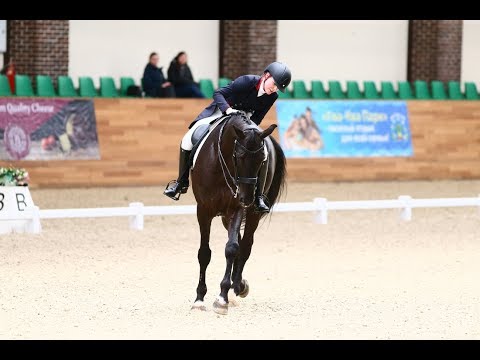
[0,99,101,160]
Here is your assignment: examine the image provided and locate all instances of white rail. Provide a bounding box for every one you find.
[2,195,479,233]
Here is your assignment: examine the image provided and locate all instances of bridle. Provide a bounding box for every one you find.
[218,116,265,199]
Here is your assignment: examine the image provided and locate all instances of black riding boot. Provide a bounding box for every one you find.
[164,147,192,201]
[254,160,270,213]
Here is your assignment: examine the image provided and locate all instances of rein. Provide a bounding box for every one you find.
[217,116,265,198]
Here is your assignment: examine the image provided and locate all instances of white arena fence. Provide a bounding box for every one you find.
[2,195,480,234]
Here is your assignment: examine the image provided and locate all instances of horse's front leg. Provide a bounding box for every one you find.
[232,211,260,298]
[192,205,213,311]
[213,208,244,315]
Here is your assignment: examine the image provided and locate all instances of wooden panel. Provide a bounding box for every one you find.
[1,98,480,188]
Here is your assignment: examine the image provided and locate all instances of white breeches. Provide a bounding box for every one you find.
[181,109,223,150]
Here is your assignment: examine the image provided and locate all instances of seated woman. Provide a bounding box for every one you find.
[167,51,205,98]
[142,52,175,98]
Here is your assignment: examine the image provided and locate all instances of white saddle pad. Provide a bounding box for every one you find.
[192,116,227,169]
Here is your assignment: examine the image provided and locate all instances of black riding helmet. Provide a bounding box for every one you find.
[264,62,291,93]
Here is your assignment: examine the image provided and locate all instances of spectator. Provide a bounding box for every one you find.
[167,51,204,98]
[142,52,175,98]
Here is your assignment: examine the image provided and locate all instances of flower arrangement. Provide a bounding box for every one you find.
[0,166,29,186]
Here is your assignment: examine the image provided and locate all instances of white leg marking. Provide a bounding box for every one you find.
[191,300,207,310]
[216,295,227,305]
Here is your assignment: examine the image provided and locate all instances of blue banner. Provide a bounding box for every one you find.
[276,100,413,158]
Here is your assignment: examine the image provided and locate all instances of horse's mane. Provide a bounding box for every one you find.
[263,136,286,218]
[228,112,254,129]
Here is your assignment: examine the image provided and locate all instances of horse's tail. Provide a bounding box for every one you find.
[265,136,287,213]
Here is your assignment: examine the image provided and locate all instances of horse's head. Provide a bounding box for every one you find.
[231,116,277,208]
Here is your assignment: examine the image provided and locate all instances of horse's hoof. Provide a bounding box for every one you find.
[191,300,207,311]
[213,297,228,315]
[239,279,249,298]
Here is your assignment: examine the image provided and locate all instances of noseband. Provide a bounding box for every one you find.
[218,117,265,198]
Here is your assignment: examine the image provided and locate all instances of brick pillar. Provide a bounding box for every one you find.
[5,20,69,87]
[220,20,277,79]
[408,20,463,82]
[436,21,463,81]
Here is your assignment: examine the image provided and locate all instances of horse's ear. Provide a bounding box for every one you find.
[260,124,278,139]
[234,125,246,140]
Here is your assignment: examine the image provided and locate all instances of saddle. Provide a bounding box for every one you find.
[189,115,228,168]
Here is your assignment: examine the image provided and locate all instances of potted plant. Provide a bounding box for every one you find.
[0,166,30,186]
[0,166,36,234]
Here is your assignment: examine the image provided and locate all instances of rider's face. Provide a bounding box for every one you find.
[263,75,278,95]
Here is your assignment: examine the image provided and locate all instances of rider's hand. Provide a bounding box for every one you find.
[226,108,239,115]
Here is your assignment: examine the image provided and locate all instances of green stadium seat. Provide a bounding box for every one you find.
[398,81,414,100]
[277,88,292,99]
[431,80,447,100]
[311,80,328,99]
[199,79,215,98]
[0,75,13,96]
[15,75,34,97]
[292,80,310,99]
[36,75,56,97]
[465,82,480,100]
[447,81,464,100]
[346,81,363,99]
[328,80,345,99]
[58,76,78,97]
[363,81,380,99]
[414,80,431,99]
[79,77,98,97]
[120,77,135,96]
[381,81,398,99]
[100,77,119,98]
[218,77,231,88]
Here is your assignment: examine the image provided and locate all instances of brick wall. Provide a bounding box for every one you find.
[220,20,277,79]
[5,20,69,87]
[408,20,463,82]
[436,21,463,82]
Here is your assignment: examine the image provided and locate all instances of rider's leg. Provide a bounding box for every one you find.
[164,111,222,200]
[254,145,270,213]
[163,144,192,200]
[163,121,205,200]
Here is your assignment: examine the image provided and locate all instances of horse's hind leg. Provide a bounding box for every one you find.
[192,206,213,311]
[213,209,243,315]
[232,212,260,298]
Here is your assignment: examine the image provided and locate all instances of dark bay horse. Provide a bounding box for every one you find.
[190,111,286,315]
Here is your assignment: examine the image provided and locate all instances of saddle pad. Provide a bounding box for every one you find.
[192,116,227,168]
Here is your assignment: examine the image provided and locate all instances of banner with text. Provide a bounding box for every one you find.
[276,100,413,158]
[0,99,100,160]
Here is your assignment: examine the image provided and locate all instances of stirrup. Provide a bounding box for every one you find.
[254,194,270,213]
[164,180,187,201]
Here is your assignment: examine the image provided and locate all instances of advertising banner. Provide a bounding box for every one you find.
[276,100,413,158]
[0,99,100,160]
